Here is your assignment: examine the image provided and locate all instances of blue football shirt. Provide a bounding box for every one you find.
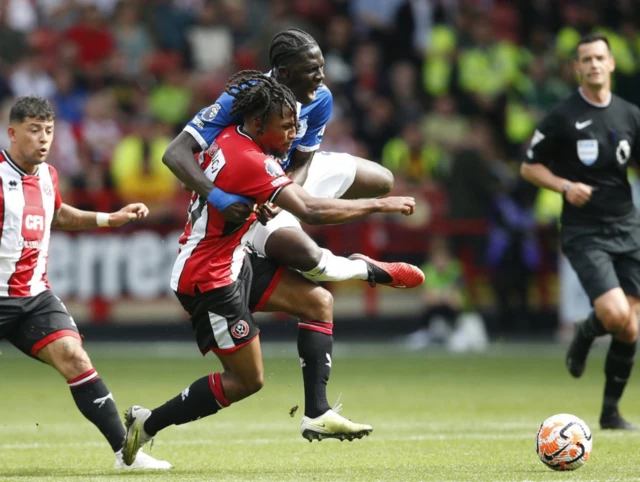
[184,82,332,170]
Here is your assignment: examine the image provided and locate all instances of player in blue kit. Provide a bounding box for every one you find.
[163,28,423,290]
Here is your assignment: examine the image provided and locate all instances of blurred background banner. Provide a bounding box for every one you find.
[2,0,640,341]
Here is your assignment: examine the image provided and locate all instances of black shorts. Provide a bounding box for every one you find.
[175,251,284,355]
[0,290,80,358]
[561,220,640,301]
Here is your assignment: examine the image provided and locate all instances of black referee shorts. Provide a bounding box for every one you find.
[175,250,284,356]
[561,220,640,302]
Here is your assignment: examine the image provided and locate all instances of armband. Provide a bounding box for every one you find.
[207,187,252,211]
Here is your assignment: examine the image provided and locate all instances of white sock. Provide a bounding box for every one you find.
[302,248,368,282]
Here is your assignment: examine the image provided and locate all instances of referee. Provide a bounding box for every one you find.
[522,33,640,430]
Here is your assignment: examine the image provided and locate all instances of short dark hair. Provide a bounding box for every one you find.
[575,33,611,58]
[269,28,318,68]
[9,96,55,124]
[225,70,298,135]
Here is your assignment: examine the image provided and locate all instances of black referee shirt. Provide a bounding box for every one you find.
[525,88,640,226]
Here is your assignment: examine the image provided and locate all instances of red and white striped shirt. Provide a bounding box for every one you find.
[171,126,292,295]
[0,150,62,297]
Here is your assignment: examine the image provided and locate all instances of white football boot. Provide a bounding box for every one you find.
[114,448,173,469]
[301,406,373,442]
[122,405,156,466]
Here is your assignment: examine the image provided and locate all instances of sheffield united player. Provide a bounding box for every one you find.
[164,29,423,290]
[522,33,640,429]
[122,74,416,465]
[0,96,172,469]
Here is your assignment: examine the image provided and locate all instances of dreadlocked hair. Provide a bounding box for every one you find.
[269,28,317,68]
[225,70,298,135]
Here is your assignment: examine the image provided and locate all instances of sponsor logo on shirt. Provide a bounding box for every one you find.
[271,176,289,187]
[265,158,284,177]
[295,118,308,139]
[192,116,205,130]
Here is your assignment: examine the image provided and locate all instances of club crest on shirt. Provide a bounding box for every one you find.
[207,142,219,157]
[577,139,598,166]
[616,139,631,165]
[43,183,53,197]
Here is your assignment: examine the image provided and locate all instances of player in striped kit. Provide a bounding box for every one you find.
[0,96,172,470]
[121,74,417,466]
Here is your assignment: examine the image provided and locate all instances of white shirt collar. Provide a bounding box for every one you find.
[578,87,612,108]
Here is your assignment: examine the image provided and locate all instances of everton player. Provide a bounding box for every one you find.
[0,96,172,468]
[122,73,416,465]
[522,33,640,429]
[163,28,423,290]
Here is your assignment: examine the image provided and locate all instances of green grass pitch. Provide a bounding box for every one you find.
[0,341,639,482]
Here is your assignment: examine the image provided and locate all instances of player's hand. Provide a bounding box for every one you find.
[221,202,254,223]
[256,202,282,225]
[109,203,149,227]
[565,182,593,207]
[378,196,416,216]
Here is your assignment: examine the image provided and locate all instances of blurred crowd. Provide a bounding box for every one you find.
[2,0,640,198]
[3,0,640,332]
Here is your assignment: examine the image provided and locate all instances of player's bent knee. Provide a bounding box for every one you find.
[303,287,334,321]
[46,337,92,375]
[243,372,264,396]
[597,303,630,333]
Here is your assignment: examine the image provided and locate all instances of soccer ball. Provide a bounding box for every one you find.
[536,413,592,471]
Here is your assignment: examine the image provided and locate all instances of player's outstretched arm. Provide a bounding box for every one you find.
[273,182,414,225]
[52,203,149,230]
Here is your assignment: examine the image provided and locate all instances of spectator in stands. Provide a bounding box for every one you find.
[79,91,122,189]
[487,179,540,334]
[110,116,178,222]
[382,122,438,186]
[404,235,465,350]
[385,61,425,124]
[0,11,28,69]
[112,3,155,79]
[420,95,469,176]
[148,67,193,129]
[9,50,56,99]
[323,16,355,90]
[62,5,114,74]
[391,0,434,65]
[51,67,88,125]
[186,1,233,72]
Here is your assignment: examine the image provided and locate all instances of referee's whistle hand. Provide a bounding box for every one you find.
[565,182,593,207]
